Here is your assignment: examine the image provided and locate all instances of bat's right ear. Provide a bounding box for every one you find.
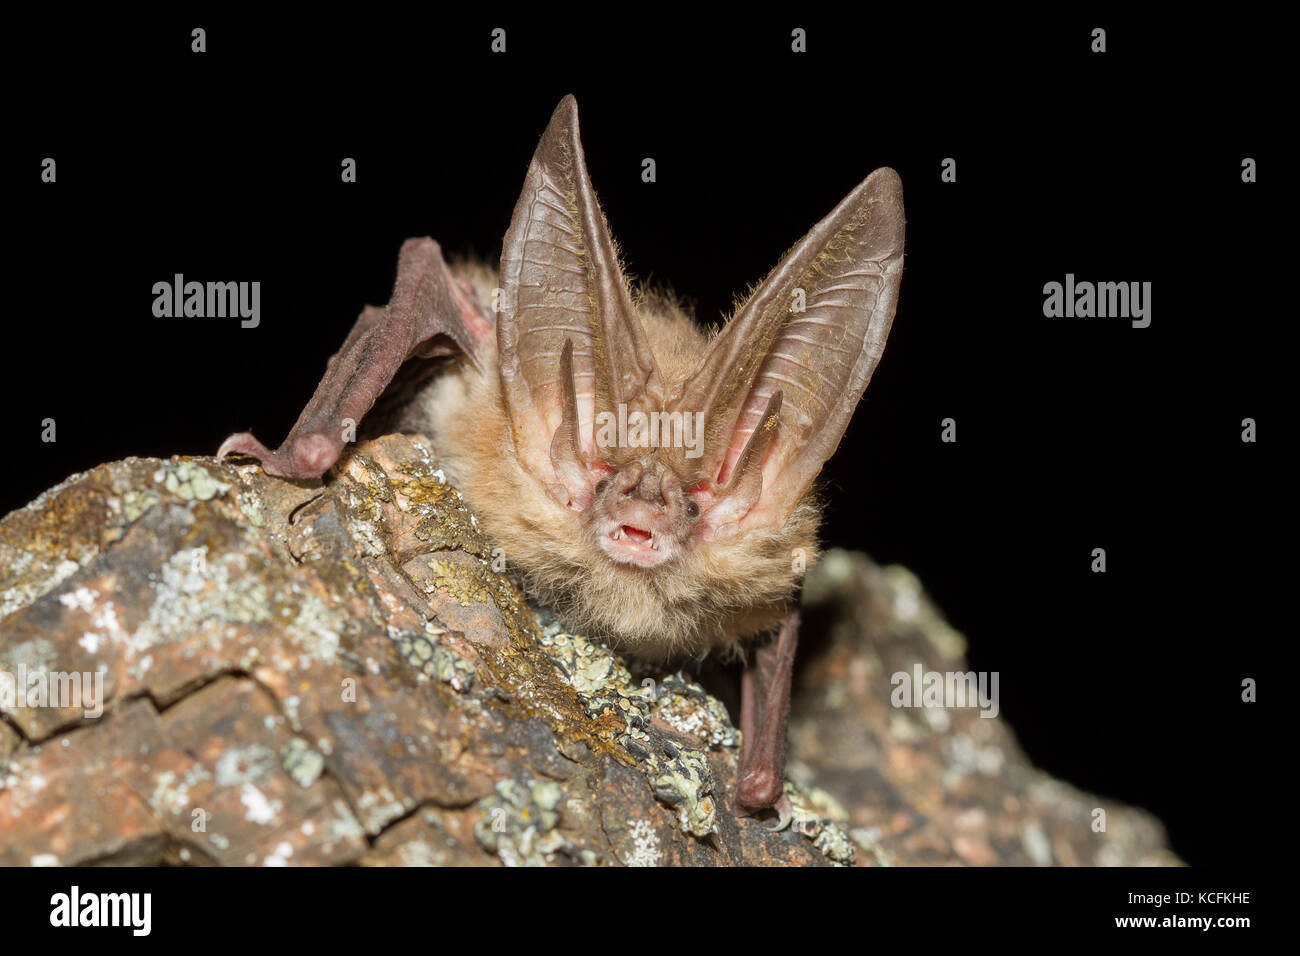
[496,96,662,511]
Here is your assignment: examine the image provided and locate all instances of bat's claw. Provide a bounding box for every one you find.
[217,431,339,480]
[217,431,273,463]
[766,793,794,832]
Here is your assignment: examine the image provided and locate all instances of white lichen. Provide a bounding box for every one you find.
[625,819,662,867]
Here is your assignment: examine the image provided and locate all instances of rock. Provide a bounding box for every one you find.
[0,435,1178,866]
[789,552,1177,866]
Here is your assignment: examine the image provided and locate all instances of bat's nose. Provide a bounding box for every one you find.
[632,469,665,506]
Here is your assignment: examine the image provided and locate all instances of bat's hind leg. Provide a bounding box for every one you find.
[218,237,491,479]
[737,610,799,828]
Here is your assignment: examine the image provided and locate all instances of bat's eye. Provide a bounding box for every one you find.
[596,478,611,495]
[685,499,700,520]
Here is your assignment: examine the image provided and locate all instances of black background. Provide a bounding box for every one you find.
[6,12,1278,868]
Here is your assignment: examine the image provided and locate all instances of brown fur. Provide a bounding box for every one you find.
[407,264,820,663]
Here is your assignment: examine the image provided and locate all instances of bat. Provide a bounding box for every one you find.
[219,96,905,824]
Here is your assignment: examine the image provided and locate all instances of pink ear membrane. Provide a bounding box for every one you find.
[547,480,592,512]
[546,338,598,513]
[697,390,782,535]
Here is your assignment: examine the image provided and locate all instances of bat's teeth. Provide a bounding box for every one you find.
[650,534,658,550]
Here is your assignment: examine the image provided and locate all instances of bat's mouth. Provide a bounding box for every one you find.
[619,524,652,544]
[600,523,673,568]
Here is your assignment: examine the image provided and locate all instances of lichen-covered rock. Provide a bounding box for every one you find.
[0,435,1178,866]
[790,552,1179,866]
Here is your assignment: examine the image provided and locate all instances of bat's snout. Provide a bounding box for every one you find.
[592,463,693,569]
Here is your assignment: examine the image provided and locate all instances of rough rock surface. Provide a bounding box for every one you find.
[0,435,1178,866]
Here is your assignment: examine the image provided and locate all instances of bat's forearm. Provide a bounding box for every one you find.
[218,238,488,479]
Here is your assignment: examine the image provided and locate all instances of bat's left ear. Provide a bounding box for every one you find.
[674,167,906,537]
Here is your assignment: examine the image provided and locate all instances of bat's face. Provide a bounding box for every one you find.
[589,458,697,568]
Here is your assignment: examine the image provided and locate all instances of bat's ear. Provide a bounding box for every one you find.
[497,95,662,511]
[675,167,905,538]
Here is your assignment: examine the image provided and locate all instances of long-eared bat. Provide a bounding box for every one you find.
[219,96,905,822]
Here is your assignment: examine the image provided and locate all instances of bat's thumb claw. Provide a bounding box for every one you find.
[217,431,273,462]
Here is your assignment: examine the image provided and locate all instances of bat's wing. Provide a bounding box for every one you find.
[672,167,906,538]
[497,95,663,511]
[218,237,491,478]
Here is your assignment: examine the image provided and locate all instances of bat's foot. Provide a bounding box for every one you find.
[735,610,800,821]
[736,778,794,831]
[737,764,784,811]
[217,430,340,480]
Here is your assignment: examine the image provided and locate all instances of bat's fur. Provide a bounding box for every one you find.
[408,263,821,663]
